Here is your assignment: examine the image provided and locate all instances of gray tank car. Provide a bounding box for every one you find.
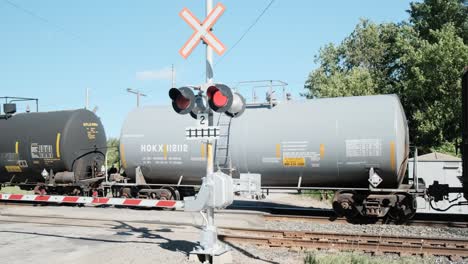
[121,94,409,188]
[120,94,414,221]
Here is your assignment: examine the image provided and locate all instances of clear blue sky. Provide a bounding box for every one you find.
[0,0,414,138]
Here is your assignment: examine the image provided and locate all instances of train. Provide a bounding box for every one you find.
[0,105,107,195]
[120,94,417,221]
[0,71,467,223]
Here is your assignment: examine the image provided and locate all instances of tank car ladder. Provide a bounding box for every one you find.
[214,114,234,175]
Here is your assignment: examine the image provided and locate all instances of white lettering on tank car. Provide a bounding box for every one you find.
[345,139,382,158]
[140,144,189,153]
[31,143,54,159]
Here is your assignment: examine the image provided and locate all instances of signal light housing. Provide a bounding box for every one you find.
[225,92,246,118]
[190,95,208,119]
[169,87,195,115]
[207,84,233,113]
[169,84,246,118]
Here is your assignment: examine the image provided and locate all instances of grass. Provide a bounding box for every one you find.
[300,190,334,203]
[0,186,33,194]
[304,252,436,264]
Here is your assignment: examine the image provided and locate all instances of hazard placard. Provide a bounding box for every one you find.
[283,157,306,167]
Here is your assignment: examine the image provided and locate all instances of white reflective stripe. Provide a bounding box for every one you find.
[107,198,125,205]
[0,194,184,208]
[49,196,64,202]
[182,10,203,32]
[203,4,224,29]
[180,5,225,57]
[203,32,225,53]
[140,199,157,207]
[77,197,93,203]
[181,32,202,56]
[23,195,37,201]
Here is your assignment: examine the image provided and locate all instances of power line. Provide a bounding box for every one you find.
[215,0,275,66]
[2,0,80,40]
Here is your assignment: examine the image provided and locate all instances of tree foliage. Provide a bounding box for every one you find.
[304,0,468,154]
[409,0,468,43]
[106,138,120,168]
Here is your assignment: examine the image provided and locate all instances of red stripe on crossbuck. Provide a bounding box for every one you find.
[9,194,24,200]
[92,198,109,204]
[34,195,50,201]
[156,200,176,207]
[63,196,79,203]
[123,199,141,205]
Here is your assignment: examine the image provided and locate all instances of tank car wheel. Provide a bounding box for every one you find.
[120,187,133,198]
[332,191,360,220]
[159,186,180,211]
[160,186,181,201]
[388,193,417,224]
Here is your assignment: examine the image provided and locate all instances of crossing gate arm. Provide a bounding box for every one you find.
[0,194,184,209]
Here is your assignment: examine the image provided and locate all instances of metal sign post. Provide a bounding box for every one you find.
[178,1,233,263]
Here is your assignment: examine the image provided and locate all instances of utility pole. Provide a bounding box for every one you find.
[85,88,90,110]
[126,88,147,107]
[172,64,176,88]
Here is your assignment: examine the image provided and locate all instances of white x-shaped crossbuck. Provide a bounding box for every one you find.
[179,3,226,59]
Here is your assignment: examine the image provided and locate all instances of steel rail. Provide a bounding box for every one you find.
[263,214,468,228]
[218,227,468,260]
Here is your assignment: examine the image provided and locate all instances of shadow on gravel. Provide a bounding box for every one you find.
[111,221,199,255]
[0,230,158,244]
[228,200,335,216]
[222,240,280,264]
[0,220,199,254]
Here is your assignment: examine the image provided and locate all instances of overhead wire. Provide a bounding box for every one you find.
[2,0,81,40]
[214,0,275,67]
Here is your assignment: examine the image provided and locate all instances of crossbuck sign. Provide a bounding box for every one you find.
[179,3,226,59]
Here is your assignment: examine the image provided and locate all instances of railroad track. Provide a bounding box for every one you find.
[2,210,468,260]
[218,227,468,260]
[3,201,468,228]
[263,214,468,228]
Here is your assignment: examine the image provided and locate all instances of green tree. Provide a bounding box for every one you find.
[409,0,468,43]
[106,138,120,168]
[304,0,468,154]
[404,24,468,152]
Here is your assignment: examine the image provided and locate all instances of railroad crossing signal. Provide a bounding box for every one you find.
[169,86,195,114]
[179,3,226,59]
[168,84,246,118]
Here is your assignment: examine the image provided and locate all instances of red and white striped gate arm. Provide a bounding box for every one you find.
[0,194,184,209]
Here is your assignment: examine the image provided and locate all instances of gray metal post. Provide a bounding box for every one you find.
[85,88,89,109]
[127,88,147,108]
[205,0,216,255]
[137,91,140,107]
[414,148,419,192]
[172,64,176,88]
[206,0,214,85]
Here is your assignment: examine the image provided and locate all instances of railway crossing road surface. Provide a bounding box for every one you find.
[0,205,270,264]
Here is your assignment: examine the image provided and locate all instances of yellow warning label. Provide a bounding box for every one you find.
[5,166,22,173]
[83,122,99,140]
[283,157,305,167]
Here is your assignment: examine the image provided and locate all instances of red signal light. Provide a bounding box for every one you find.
[206,84,233,112]
[175,95,190,110]
[212,91,228,107]
[169,87,195,115]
